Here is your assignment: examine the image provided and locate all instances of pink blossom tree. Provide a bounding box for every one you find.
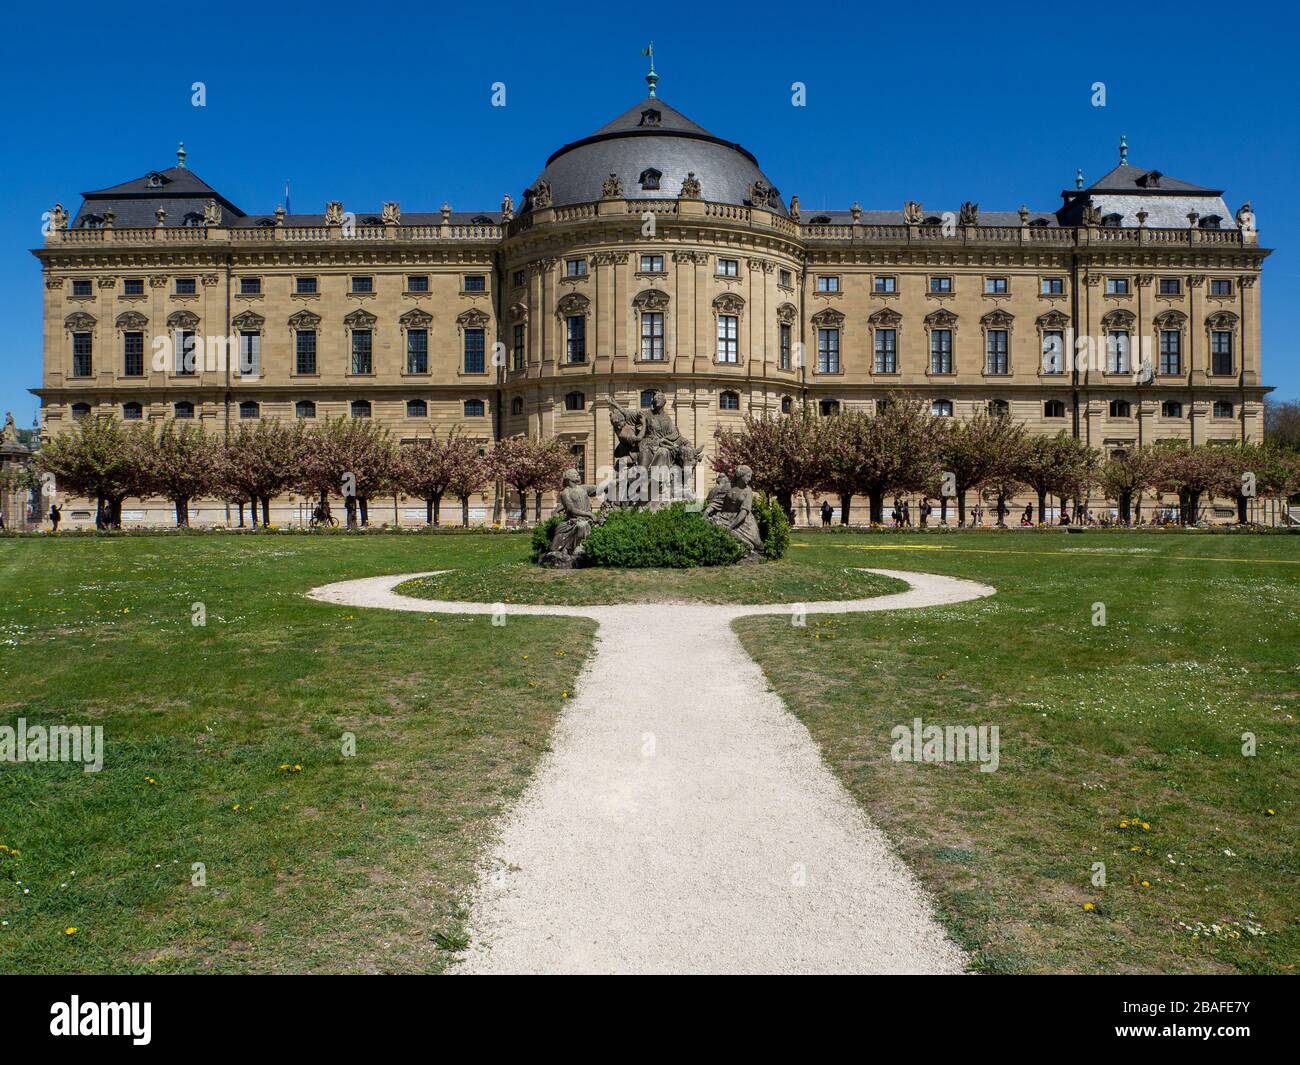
[394,430,482,526]
[714,412,825,524]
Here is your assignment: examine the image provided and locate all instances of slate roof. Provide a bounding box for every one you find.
[800,209,1060,227]
[1080,164,1218,195]
[72,166,245,229]
[232,212,502,228]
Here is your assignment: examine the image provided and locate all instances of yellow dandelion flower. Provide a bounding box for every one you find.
[232,803,241,811]
[64,927,78,936]
[1140,880,1150,887]
[1266,809,1276,816]
[1083,902,1095,912]
[561,691,569,699]
[1141,823,1150,831]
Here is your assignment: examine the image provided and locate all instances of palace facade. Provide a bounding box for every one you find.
[33,82,1269,526]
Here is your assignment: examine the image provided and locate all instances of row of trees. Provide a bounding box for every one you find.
[714,396,1300,526]
[34,416,572,529]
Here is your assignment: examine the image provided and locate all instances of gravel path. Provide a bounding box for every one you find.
[308,567,995,974]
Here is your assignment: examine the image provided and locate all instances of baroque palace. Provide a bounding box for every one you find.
[34,68,1269,526]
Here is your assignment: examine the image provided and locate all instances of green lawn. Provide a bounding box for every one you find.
[1,528,1296,974]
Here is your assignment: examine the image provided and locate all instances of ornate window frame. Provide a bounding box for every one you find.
[555,293,590,366]
[1036,310,1069,377]
[1153,309,1186,376]
[867,308,901,376]
[713,293,745,365]
[1205,310,1239,377]
[924,309,957,376]
[809,308,844,375]
[288,309,322,377]
[343,308,378,377]
[632,289,670,363]
[980,309,1014,377]
[457,308,492,376]
[399,308,433,376]
[1101,309,1135,376]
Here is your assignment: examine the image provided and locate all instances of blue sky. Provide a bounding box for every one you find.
[1,0,1296,426]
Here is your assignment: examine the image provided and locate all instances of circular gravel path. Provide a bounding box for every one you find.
[308,567,994,974]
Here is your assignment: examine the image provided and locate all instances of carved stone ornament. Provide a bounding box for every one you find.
[851,202,862,223]
[166,310,200,329]
[958,201,979,226]
[115,311,149,330]
[713,293,745,316]
[813,309,846,330]
[1101,309,1135,328]
[555,293,590,320]
[381,202,401,225]
[601,173,624,199]
[343,309,378,329]
[51,203,68,229]
[903,200,923,225]
[679,172,701,199]
[507,303,528,323]
[232,310,265,330]
[64,312,96,331]
[925,308,958,330]
[149,275,169,288]
[749,181,772,209]
[776,303,798,325]
[632,289,670,312]
[1082,204,1103,226]
[155,207,167,226]
[457,308,491,329]
[288,309,321,330]
[1235,201,1254,229]
[789,195,800,221]
[981,309,1014,329]
[324,201,345,225]
[1153,309,1186,329]
[867,308,900,329]
[203,199,223,225]
[1037,310,1070,329]
[400,308,433,328]
[531,181,552,210]
[501,193,514,221]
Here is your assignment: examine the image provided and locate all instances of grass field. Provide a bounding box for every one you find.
[1,528,1296,974]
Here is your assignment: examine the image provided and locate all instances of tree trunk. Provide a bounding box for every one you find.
[261,497,270,526]
[425,499,434,525]
[460,495,470,527]
[534,491,542,523]
[432,494,442,527]
[1237,493,1248,525]
[1119,490,1132,525]
[175,499,187,528]
[236,502,245,528]
[995,495,1007,527]
[360,497,369,527]
[839,492,851,525]
[1036,489,1047,525]
[95,497,106,529]
[868,489,885,526]
[776,490,793,526]
[110,496,124,529]
[517,487,527,526]
[1188,490,1202,525]
[939,497,948,525]
[345,496,358,528]
[956,489,967,525]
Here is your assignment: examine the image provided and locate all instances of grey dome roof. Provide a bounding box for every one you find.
[524,97,788,217]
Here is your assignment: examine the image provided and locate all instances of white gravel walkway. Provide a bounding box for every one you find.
[308,567,995,974]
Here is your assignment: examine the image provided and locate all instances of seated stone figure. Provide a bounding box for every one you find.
[705,464,763,555]
[702,473,730,518]
[542,468,601,567]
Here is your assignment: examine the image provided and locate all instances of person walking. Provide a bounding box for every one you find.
[920,500,933,529]
[821,500,833,528]
[49,503,62,533]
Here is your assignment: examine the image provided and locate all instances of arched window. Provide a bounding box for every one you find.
[511,396,524,416]
[173,401,195,419]
[1213,400,1234,418]
[406,399,427,418]
[640,389,656,409]
[780,395,793,415]
[1199,215,1223,230]
[564,391,585,412]
[1109,399,1132,419]
[295,400,316,419]
[1044,399,1066,418]
[719,390,740,411]
[988,399,1009,417]
[71,402,92,419]
[122,401,142,420]
[464,399,485,417]
[638,168,661,191]
[1161,400,1183,418]
[819,398,840,417]
[350,400,372,419]
[1101,213,1123,228]
[239,401,260,420]
[931,399,954,417]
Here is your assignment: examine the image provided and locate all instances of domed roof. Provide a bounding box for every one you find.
[524,97,788,217]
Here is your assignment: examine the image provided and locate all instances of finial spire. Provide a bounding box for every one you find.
[177,141,187,169]
[1075,167,1084,190]
[1118,134,1128,166]
[641,42,658,98]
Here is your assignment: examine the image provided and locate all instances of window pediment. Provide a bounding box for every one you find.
[288,309,321,330]
[231,310,265,330]
[776,302,798,325]
[981,309,1014,328]
[64,311,96,330]
[1036,310,1069,329]
[712,293,745,316]
[166,310,200,329]
[1101,309,1135,328]
[924,309,958,329]
[343,309,378,329]
[555,293,590,319]
[867,308,900,328]
[457,308,491,329]
[633,288,670,311]
[400,308,433,328]
[115,311,148,330]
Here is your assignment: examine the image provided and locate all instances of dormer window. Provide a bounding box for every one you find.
[1101,213,1123,228]
[1199,215,1223,230]
[1137,170,1163,188]
[639,109,661,128]
[470,215,493,224]
[1028,217,1049,227]
[924,215,944,225]
[182,212,204,228]
[255,218,276,227]
[809,215,832,224]
[639,168,662,191]
[147,172,164,188]
[361,216,382,225]
[80,215,103,229]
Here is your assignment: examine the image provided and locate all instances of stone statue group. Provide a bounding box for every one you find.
[541,389,763,566]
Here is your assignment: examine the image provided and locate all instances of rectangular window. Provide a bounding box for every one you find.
[930,329,952,374]
[350,330,373,374]
[351,276,373,294]
[779,323,792,371]
[71,279,93,297]
[1041,330,1064,374]
[1211,331,1233,375]
[986,330,1009,374]
[464,275,486,292]
[512,270,526,288]
[1159,277,1182,296]
[123,332,144,377]
[566,316,586,362]
[873,328,897,373]
[566,258,587,277]
[1210,279,1233,296]
[640,312,665,360]
[71,340,92,382]
[464,328,486,373]
[717,315,738,362]
[1107,331,1130,373]
[639,254,664,273]
[1159,330,1181,375]
[778,269,792,288]
[512,324,525,370]
[174,330,197,375]
[239,331,261,377]
[817,275,840,293]
[873,275,896,294]
[717,258,738,277]
[406,275,429,293]
[1040,277,1064,295]
[240,277,261,295]
[930,276,952,294]
[817,328,840,373]
[985,277,1008,295]
[175,277,196,295]
[123,278,145,296]
[1105,277,1129,295]
[406,329,428,374]
[296,330,317,375]
[296,276,318,294]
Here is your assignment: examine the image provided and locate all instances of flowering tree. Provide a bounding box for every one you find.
[714,412,825,524]
[1097,447,1159,525]
[1015,433,1094,523]
[937,411,1028,525]
[297,418,396,527]
[141,420,220,527]
[1255,445,1300,525]
[1152,442,1237,525]
[488,434,571,525]
[36,415,151,528]
[220,419,307,527]
[394,430,482,526]
[446,445,492,527]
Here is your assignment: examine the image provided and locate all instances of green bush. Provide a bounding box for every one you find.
[753,493,791,560]
[531,514,562,560]
[581,504,746,568]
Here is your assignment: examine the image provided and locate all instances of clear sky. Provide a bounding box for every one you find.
[1,0,1295,427]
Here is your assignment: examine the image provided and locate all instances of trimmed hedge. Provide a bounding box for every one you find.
[582,504,746,568]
